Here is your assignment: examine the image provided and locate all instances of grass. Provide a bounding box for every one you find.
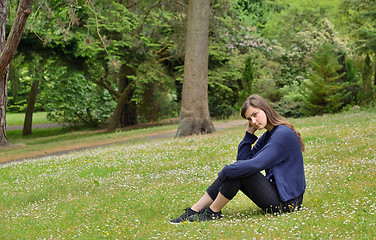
[2,124,178,163]
[0,109,375,239]
[6,112,54,126]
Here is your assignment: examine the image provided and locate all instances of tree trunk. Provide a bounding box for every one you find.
[108,91,129,132]
[107,65,137,132]
[118,65,137,127]
[139,83,158,122]
[363,53,372,94]
[120,100,137,126]
[9,61,20,103]
[0,71,7,145]
[22,79,39,136]
[175,0,215,137]
[0,0,31,146]
[0,0,8,145]
[107,93,137,132]
[374,56,376,86]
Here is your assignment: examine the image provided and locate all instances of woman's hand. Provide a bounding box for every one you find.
[246,121,257,135]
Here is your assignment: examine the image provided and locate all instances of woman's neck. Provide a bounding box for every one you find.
[266,124,274,132]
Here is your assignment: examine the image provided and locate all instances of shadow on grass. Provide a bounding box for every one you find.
[225,207,265,220]
[6,128,71,140]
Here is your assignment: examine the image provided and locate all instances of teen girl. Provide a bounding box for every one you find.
[170,94,306,223]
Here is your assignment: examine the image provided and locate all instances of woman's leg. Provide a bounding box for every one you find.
[170,177,240,223]
[187,172,300,223]
[209,192,231,212]
[206,173,281,213]
[204,173,282,214]
[190,177,222,212]
[192,177,239,212]
[191,192,213,212]
[239,173,281,213]
[185,178,242,222]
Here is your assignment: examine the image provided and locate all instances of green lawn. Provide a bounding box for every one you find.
[6,112,54,126]
[0,109,375,239]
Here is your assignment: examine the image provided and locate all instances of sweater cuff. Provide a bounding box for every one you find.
[217,170,225,181]
[244,131,258,143]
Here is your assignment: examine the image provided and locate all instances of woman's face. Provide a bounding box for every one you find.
[244,106,271,131]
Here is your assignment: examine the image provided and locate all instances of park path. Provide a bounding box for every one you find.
[2,120,247,165]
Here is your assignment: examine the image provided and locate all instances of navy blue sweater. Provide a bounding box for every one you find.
[218,125,306,202]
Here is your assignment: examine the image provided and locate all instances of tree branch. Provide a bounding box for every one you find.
[126,0,139,9]
[95,66,120,98]
[0,0,31,76]
[86,0,114,65]
[156,56,173,63]
[174,0,187,7]
[135,0,162,33]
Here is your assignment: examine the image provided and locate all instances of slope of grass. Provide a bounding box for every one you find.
[0,109,375,239]
[2,124,177,163]
[6,112,53,126]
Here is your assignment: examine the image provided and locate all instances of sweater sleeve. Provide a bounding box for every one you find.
[219,129,287,181]
[236,132,259,160]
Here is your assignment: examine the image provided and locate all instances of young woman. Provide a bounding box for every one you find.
[170,94,306,223]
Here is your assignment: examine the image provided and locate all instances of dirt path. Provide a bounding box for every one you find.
[1,120,246,165]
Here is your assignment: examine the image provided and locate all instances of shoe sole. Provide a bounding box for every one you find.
[169,220,188,225]
[187,216,223,222]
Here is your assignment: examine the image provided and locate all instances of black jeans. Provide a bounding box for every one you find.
[206,172,303,214]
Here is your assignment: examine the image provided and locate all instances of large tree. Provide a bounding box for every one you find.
[21,0,184,131]
[176,0,215,137]
[0,0,31,145]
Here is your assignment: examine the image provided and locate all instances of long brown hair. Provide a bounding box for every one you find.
[241,94,305,152]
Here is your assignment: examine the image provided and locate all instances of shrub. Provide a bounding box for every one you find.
[43,64,116,127]
[301,43,349,115]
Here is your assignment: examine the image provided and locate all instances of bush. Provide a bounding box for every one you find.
[43,65,116,127]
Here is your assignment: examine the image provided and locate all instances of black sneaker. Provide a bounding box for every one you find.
[187,207,222,222]
[169,207,199,224]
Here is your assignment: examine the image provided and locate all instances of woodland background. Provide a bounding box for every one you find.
[6,0,376,128]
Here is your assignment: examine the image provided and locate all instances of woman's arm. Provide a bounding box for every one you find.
[221,127,293,181]
[236,122,264,161]
[223,140,283,180]
[236,132,260,160]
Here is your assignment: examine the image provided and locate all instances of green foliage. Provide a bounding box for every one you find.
[338,0,376,53]
[209,9,285,116]
[342,58,363,105]
[240,55,255,101]
[234,0,273,30]
[261,0,346,92]
[263,0,341,45]
[5,0,374,126]
[242,56,255,86]
[7,55,45,113]
[207,6,251,118]
[285,19,345,69]
[18,0,185,125]
[208,50,245,118]
[42,61,116,127]
[132,61,179,122]
[338,0,376,104]
[301,44,349,115]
